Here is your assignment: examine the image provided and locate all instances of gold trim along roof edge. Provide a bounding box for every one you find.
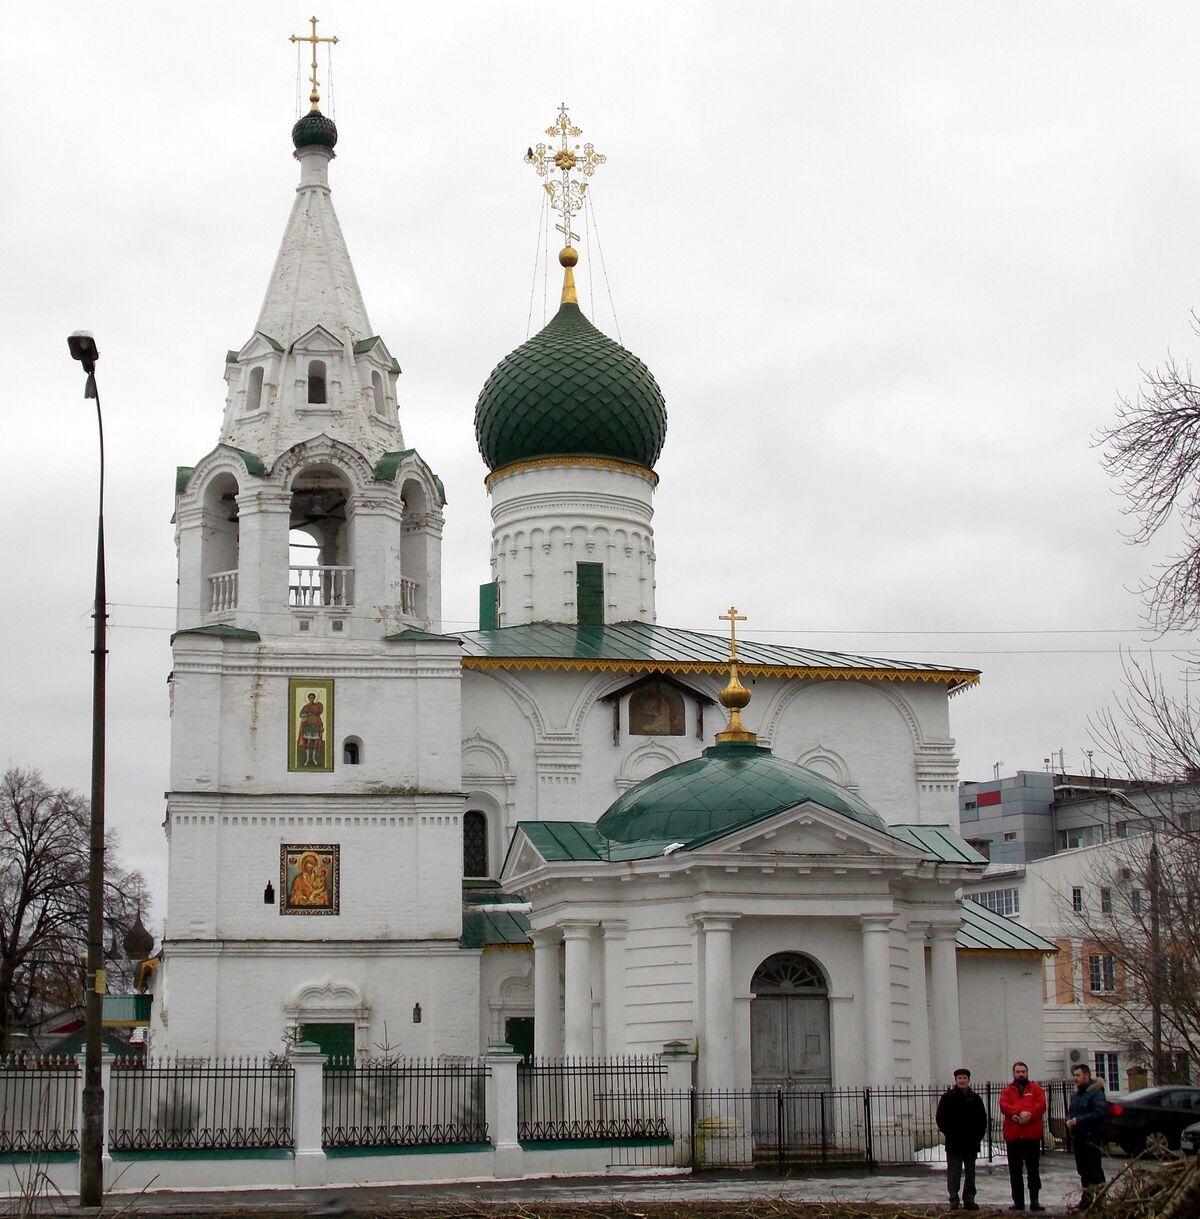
[460,654,980,691]
[485,455,659,488]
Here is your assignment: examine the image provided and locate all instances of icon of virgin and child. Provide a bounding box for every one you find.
[282,847,337,913]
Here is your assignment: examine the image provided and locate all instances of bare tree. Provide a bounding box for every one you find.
[0,768,149,1054]
[1066,827,1200,1086]
[1091,652,1200,785]
[1098,321,1200,632]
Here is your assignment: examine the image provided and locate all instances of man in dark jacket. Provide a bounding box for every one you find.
[937,1068,989,1210]
[1066,1063,1108,1210]
[999,1061,1048,1211]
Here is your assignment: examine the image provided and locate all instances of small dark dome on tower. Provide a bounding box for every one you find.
[292,110,338,151]
[123,909,155,961]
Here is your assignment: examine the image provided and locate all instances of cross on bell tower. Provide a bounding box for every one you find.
[290,15,339,111]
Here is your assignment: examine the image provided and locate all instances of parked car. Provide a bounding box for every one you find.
[1104,1086,1200,1155]
[1181,1119,1200,1154]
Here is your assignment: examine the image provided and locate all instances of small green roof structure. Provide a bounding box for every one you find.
[597,739,889,844]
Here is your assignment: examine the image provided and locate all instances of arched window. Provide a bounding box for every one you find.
[288,466,353,607]
[751,952,828,996]
[463,810,488,878]
[343,738,361,765]
[371,370,386,415]
[246,366,264,411]
[307,360,327,404]
[201,473,240,613]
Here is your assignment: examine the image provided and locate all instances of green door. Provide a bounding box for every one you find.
[576,562,604,627]
[301,1021,355,1065]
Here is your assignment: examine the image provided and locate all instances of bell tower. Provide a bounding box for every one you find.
[155,27,475,1058]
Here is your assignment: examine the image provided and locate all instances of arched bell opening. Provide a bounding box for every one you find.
[201,472,241,613]
[399,477,430,621]
[288,465,354,607]
[245,365,265,412]
[749,951,833,1143]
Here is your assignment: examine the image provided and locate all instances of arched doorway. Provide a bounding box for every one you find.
[750,952,833,1147]
[750,952,832,1088]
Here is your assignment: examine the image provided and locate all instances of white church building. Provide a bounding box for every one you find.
[148,87,1054,1090]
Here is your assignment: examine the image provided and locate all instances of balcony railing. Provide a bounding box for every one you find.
[209,570,238,613]
[290,566,354,608]
[399,577,418,616]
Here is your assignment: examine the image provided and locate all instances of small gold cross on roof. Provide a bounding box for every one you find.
[289,16,339,112]
[524,103,606,248]
[719,606,747,660]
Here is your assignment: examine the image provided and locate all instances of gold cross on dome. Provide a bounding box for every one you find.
[524,103,606,247]
[289,16,339,112]
[719,606,747,660]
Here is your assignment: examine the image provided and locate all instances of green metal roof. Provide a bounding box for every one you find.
[889,825,988,865]
[597,741,889,844]
[957,900,1056,953]
[460,908,531,949]
[383,628,463,643]
[172,624,261,643]
[459,621,978,690]
[474,301,667,472]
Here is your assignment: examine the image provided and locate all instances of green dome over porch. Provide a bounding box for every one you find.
[596,741,888,846]
[474,300,667,472]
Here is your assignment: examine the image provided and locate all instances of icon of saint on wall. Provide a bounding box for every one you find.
[280,844,339,915]
[288,678,334,771]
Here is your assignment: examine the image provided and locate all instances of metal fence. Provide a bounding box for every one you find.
[107,1057,294,1151]
[0,1056,79,1154]
[517,1057,671,1143]
[521,1078,1076,1172]
[322,1057,488,1148]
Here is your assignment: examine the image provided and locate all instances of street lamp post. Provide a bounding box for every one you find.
[68,331,107,1207]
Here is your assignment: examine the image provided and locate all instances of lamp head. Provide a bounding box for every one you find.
[67,331,99,374]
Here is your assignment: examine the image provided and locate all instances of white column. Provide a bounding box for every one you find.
[929,922,964,1083]
[289,1041,328,1185]
[602,921,628,1054]
[906,921,931,1084]
[484,1044,524,1179]
[562,921,594,1056]
[700,914,739,1088]
[532,929,562,1057]
[861,915,894,1085]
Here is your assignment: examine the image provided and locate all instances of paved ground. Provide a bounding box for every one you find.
[57,1149,1111,1215]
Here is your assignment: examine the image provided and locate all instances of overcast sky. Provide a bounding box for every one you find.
[9,3,1200,926]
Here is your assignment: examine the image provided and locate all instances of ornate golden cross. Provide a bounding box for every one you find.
[290,16,339,112]
[719,606,747,660]
[524,103,606,246]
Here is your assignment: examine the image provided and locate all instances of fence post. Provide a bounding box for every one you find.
[658,1042,695,1169]
[289,1040,328,1186]
[864,1087,874,1172]
[484,1042,523,1180]
[986,1080,993,1162]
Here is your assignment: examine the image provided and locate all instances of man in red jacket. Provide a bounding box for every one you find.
[998,1061,1048,1211]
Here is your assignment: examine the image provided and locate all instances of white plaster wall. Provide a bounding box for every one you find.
[170,639,462,794]
[157,944,479,1058]
[462,667,962,866]
[957,955,1047,1082]
[488,463,656,625]
[164,799,464,941]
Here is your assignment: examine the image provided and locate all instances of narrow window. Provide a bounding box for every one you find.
[1072,887,1084,913]
[1100,887,1112,914]
[1089,954,1116,994]
[1131,889,1143,914]
[1094,1051,1121,1090]
[246,366,264,411]
[463,810,488,878]
[307,360,327,404]
[371,370,385,415]
[343,739,361,765]
[576,562,604,628]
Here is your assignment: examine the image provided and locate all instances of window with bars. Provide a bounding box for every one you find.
[969,887,1020,918]
[1089,953,1117,994]
[463,810,488,878]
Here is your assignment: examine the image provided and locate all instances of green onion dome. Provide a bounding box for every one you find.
[292,110,338,151]
[474,297,667,473]
[596,740,888,845]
